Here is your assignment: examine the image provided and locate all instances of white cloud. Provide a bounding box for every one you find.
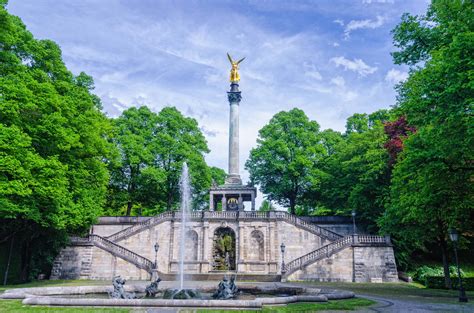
[330,56,377,76]
[331,76,345,87]
[385,69,408,84]
[344,16,385,38]
[333,19,344,26]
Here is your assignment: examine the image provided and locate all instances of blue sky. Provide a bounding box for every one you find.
[7,0,429,206]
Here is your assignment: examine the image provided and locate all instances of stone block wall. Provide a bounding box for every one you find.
[89,247,149,280]
[353,246,398,282]
[286,245,398,282]
[50,245,92,280]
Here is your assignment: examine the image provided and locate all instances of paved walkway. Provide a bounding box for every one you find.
[359,295,473,313]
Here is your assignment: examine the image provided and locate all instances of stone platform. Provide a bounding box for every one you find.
[51,211,398,283]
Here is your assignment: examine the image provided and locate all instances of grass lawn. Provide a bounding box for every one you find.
[0,298,375,313]
[293,281,474,304]
[194,298,376,313]
[0,280,107,293]
[0,300,130,313]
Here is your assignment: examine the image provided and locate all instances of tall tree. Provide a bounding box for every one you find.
[315,113,391,232]
[107,106,159,216]
[379,0,474,286]
[152,107,211,211]
[0,2,112,281]
[107,106,213,215]
[245,108,325,214]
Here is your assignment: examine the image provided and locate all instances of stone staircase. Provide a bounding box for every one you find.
[283,235,391,277]
[70,234,155,274]
[106,211,342,243]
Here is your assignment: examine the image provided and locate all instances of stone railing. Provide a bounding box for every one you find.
[272,211,342,241]
[106,210,343,243]
[283,235,390,277]
[107,211,175,242]
[72,234,154,273]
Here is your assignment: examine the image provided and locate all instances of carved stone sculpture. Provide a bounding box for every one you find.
[144,277,162,298]
[108,275,136,299]
[212,275,238,299]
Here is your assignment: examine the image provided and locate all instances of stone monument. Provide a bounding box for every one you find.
[209,54,257,211]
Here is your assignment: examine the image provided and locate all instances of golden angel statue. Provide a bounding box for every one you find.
[227,53,245,82]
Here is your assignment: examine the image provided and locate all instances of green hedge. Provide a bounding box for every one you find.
[425,276,474,291]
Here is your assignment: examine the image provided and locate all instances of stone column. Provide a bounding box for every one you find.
[238,194,243,211]
[225,83,242,185]
[222,195,227,211]
[209,193,214,211]
[251,192,256,211]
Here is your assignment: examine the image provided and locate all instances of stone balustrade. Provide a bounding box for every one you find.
[71,234,154,273]
[284,234,391,277]
[105,210,343,243]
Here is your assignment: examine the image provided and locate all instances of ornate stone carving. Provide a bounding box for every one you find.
[227,92,242,103]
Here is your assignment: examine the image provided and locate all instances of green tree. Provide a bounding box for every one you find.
[0,2,112,281]
[316,115,391,232]
[152,107,211,211]
[107,106,160,216]
[107,106,213,215]
[259,200,275,212]
[245,108,325,214]
[379,0,474,286]
[209,166,226,186]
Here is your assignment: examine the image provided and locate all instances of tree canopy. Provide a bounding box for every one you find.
[245,108,325,214]
[107,106,219,215]
[378,0,474,284]
[0,2,112,280]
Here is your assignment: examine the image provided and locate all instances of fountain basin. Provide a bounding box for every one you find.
[1,283,354,309]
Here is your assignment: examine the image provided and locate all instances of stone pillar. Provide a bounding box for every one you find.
[222,195,227,211]
[225,83,242,185]
[237,224,245,272]
[251,192,255,211]
[238,194,243,211]
[209,193,214,211]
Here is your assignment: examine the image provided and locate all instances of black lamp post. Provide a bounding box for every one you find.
[280,243,286,276]
[449,228,468,303]
[154,242,159,269]
[351,209,357,235]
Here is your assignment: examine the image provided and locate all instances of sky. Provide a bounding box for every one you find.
[7,0,429,208]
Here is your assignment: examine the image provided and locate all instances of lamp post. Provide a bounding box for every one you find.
[280,243,286,279]
[351,209,357,235]
[449,228,468,303]
[151,242,160,281]
[154,243,159,269]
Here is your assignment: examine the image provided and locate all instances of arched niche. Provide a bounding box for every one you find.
[184,229,199,261]
[248,230,265,261]
[212,227,236,270]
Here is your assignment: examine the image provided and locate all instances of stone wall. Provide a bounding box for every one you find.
[286,245,398,283]
[51,215,397,282]
[287,247,353,282]
[354,246,398,283]
[50,245,92,280]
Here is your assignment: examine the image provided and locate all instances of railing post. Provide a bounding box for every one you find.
[384,235,391,245]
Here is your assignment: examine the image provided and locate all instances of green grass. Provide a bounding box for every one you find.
[193,298,376,313]
[0,280,107,293]
[0,300,131,313]
[292,281,474,304]
[0,298,375,313]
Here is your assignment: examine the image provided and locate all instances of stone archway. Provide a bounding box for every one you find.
[212,227,236,271]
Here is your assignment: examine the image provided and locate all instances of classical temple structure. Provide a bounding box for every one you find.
[50,56,398,283]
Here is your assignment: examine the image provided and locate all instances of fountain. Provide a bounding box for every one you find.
[163,162,201,299]
[178,162,191,290]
